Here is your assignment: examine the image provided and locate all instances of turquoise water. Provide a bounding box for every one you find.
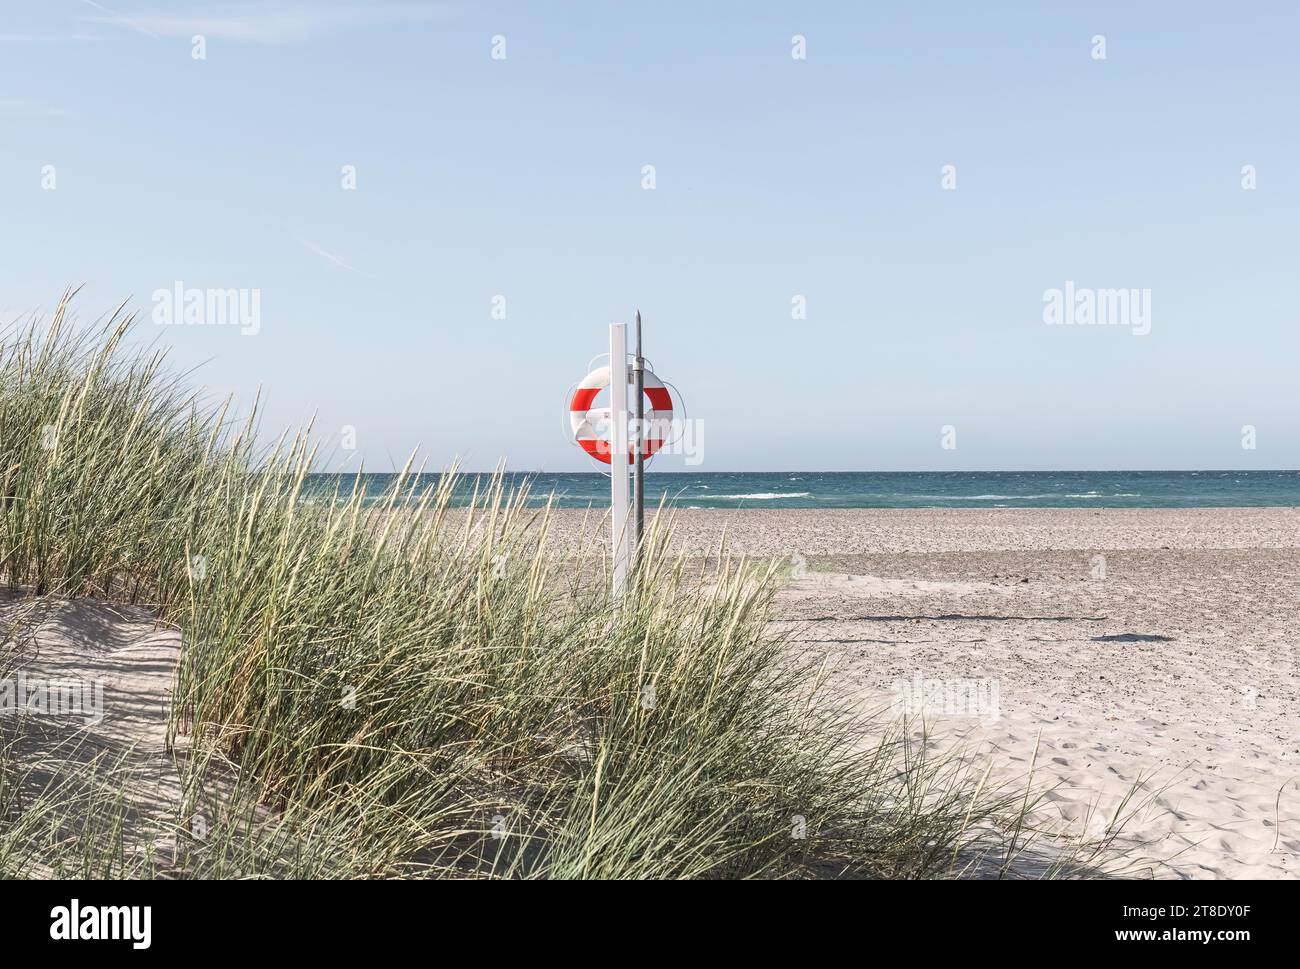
[302,471,1300,509]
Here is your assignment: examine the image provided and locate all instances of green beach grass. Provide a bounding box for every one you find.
[0,293,1123,878]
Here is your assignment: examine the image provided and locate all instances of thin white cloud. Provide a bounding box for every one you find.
[0,97,68,118]
[78,1,453,45]
[78,0,162,40]
[0,33,101,44]
[298,238,359,273]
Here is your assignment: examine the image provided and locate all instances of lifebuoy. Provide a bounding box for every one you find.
[570,365,673,464]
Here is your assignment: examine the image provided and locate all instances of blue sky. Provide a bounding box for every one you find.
[2,1,1296,471]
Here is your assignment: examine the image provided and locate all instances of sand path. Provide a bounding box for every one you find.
[1,592,185,872]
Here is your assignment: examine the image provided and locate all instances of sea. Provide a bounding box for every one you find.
[301,470,1300,509]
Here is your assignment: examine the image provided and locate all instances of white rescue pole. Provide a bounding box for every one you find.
[633,310,644,569]
[609,323,631,598]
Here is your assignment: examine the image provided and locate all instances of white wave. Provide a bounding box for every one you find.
[910,491,1139,501]
[717,492,811,500]
[913,494,1051,500]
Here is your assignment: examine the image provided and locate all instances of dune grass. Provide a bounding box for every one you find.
[0,293,1118,878]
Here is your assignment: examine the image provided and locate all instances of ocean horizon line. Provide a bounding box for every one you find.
[305,468,1300,475]
[298,470,1300,510]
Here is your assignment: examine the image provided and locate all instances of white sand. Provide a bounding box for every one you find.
[553,506,1300,878]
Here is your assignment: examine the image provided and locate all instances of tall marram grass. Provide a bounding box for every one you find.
[0,293,1111,878]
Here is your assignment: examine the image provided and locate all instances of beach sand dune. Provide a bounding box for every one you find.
[6,506,1296,878]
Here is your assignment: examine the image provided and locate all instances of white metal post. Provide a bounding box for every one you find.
[609,323,630,599]
[633,310,644,569]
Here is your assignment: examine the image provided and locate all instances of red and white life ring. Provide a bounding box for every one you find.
[570,365,673,464]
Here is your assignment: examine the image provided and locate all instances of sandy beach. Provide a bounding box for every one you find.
[6,503,1295,878]
[555,506,1300,878]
